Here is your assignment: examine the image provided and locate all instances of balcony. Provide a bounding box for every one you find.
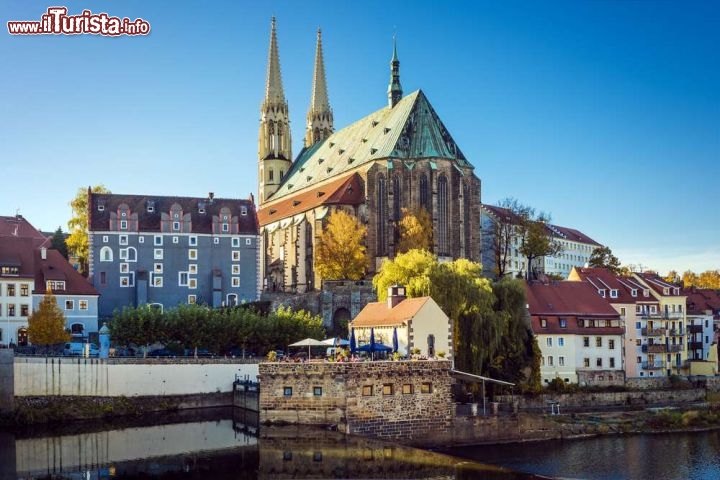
[668,344,683,353]
[642,361,665,370]
[688,341,704,351]
[668,328,685,336]
[641,327,666,337]
[688,325,703,334]
[646,344,667,353]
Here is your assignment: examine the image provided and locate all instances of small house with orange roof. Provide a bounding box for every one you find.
[349,285,451,358]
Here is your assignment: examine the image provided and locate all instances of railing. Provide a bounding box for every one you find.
[668,328,685,336]
[668,344,683,353]
[641,361,665,370]
[688,325,703,334]
[641,327,666,336]
[646,344,667,353]
[688,341,704,351]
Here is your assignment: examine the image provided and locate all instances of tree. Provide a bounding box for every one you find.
[315,209,368,280]
[396,207,432,254]
[698,270,720,289]
[373,248,435,300]
[520,213,562,280]
[50,227,69,260]
[483,198,532,278]
[67,185,110,275]
[28,290,70,350]
[664,270,680,284]
[588,246,621,274]
[682,270,699,288]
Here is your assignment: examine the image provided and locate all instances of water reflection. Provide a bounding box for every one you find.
[2,408,535,480]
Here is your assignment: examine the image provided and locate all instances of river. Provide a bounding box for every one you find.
[3,409,719,479]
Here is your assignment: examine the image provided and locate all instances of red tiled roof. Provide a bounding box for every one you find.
[0,215,50,247]
[350,297,435,327]
[548,225,601,246]
[684,287,720,315]
[257,173,365,226]
[635,273,683,297]
[571,267,659,305]
[529,315,623,335]
[0,236,36,278]
[34,249,98,296]
[525,281,620,317]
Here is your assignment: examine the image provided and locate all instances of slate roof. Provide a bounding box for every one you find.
[257,173,365,226]
[88,192,258,234]
[350,296,437,328]
[268,90,471,202]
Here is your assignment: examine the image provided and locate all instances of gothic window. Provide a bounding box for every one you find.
[419,173,429,212]
[269,169,274,181]
[437,175,449,255]
[376,174,387,256]
[463,182,471,258]
[392,177,401,221]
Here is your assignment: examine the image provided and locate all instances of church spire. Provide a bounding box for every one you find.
[258,17,292,204]
[387,34,403,108]
[305,28,334,147]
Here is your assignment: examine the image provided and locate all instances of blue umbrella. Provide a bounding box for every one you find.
[369,328,376,352]
[349,328,356,353]
[392,327,399,353]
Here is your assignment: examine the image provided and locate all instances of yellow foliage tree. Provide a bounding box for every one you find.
[397,207,433,254]
[28,290,70,348]
[315,210,368,280]
[67,184,110,275]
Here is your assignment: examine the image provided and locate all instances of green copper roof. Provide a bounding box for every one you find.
[268,90,471,201]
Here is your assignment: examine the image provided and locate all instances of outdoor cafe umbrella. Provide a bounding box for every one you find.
[392,327,399,353]
[289,338,326,358]
[349,328,356,353]
[357,342,393,353]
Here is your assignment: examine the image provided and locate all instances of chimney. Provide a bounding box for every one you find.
[387,284,406,309]
[41,247,47,260]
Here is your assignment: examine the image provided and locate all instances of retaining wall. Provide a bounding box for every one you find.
[0,350,13,414]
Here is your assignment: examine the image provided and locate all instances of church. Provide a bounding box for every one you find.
[256,18,482,293]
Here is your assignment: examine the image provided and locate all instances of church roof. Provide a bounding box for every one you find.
[268,90,471,201]
[257,173,364,226]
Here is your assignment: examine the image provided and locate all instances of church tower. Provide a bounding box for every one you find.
[387,35,403,108]
[258,17,292,205]
[305,28,334,147]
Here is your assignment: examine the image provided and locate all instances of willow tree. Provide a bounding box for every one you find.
[28,290,70,350]
[67,184,110,275]
[315,209,369,280]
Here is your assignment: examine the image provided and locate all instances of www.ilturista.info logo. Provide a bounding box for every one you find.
[8,7,150,36]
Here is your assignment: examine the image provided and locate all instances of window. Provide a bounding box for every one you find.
[402,384,413,394]
[559,318,567,328]
[222,223,229,232]
[173,236,179,244]
[283,387,292,397]
[232,237,240,247]
[636,339,642,346]
[189,249,198,260]
[20,284,29,296]
[635,321,641,329]
[103,235,109,243]
[120,263,129,273]
[540,318,547,328]
[120,276,130,287]
[596,336,602,348]
[154,249,163,260]
[100,246,113,262]
[637,356,642,364]
[120,220,127,230]
[650,305,657,314]
[232,265,240,275]
[138,236,144,244]
[188,278,197,289]
[558,337,565,347]
[152,275,163,287]
[189,236,197,246]
[179,272,189,286]
[100,272,107,286]
[188,295,196,304]
[46,281,65,291]
[154,235,163,246]
[232,251,240,261]
[246,238,252,245]
[437,175,449,254]
[382,384,393,395]
[188,264,197,274]
[583,337,590,347]
[126,247,136,262]
[173,222,180,231]
[119,235,128,245]
[241,206,248,216]
[154,263,163,274]
[232,277,240,287]
[547,356,554,366]
[65,300,74,310]
[79,300,88,310]
[610,358,616,368]
[559,356,565,366]
[609,339,615,350]
[119,248,127,260]
[610,289,618,298]
[636,305,642,314]
[546,338,553,347]
[313,387,322,396]
[8,305,15,317]
[20,304,29,316]
[420,382,432,394]
[598,289,606,298]
[213,237,220,244]
[362,385,373,396]
[596,358,603,367]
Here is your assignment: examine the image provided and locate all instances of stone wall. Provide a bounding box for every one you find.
[497,389,707,413]
[14,357,259,397]
[0,349,13,414]
[258,360,454,445]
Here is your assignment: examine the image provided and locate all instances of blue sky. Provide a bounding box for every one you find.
[1,1,718,275]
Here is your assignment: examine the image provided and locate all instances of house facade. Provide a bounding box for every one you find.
[683,287,719,362]
[349,286,451,359]
[481,205,600,280]
[87,192,259,319]
[525,280,624,386]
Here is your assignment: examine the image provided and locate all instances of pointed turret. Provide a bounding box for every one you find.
[387,34,403,108]
[258,17,293,204]
[305,28,334,147]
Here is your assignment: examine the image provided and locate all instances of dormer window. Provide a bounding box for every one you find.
[540,318,547,328]
[673,288,679,295]
[643,289,650,297]
[120,220,127,230]
[559,318,567,328]
[240,206,247,216]
[147,201,155,213]
[198,201,206,214]
[610,289,618,299]
[598,289,606,298]
[631,289,637,297]
[663,288,669,295]
[173,221,180,231]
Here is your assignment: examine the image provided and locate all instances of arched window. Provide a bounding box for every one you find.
[437,175,448,255]
[126,247,137,262]
[100,246,113,262]
[419,173,429,213]
[376,175,387,256]
[463,182,471,258]
[392,177,401,221]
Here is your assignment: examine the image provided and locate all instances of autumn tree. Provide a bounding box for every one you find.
[28,290,70,351]
[664,270,680,284]
[396,207,433,254]
[315,209,368,280]
[682,270,699,288]
[588,246,621,274]
[482,198,532,278]
[50,227,69,260]
[67,185,110,275]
